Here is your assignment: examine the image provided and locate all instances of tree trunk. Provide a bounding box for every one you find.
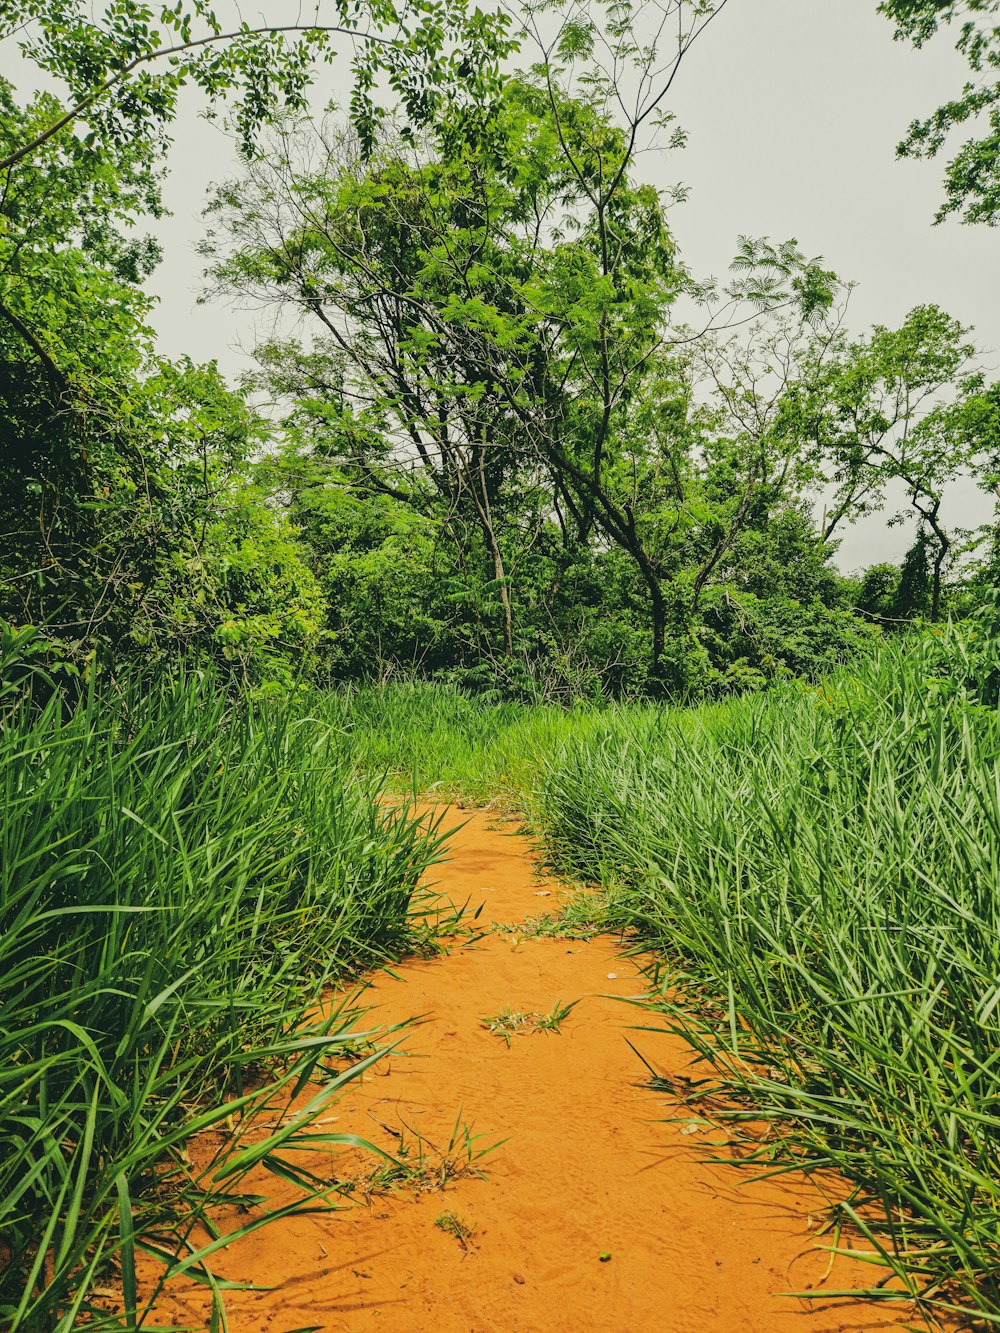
[493,541,514,657]
[931,531,949,623]
[650,580,666,675]
[628,539,666,677]
[919,498,949,624]
[475,447,514,656]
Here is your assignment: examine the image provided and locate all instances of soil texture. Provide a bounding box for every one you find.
[150,808,923,1333]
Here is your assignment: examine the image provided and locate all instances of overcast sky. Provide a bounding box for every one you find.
[24,0,1000,569]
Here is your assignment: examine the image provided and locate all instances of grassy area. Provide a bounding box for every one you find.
[0,672,448,1331]
[535,637,1000,1324]
[315,681,609,807]
[8,637,1000,1326]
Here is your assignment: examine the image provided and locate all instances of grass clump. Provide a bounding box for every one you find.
[536,636,1000,1323]
[0,670,448,1331]
[492,894,610,941]
[434,1210,477,1251]
[480,1000,578,1045]
[346,1112,498,1199]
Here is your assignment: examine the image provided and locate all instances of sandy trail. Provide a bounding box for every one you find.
[154,808,922,1332]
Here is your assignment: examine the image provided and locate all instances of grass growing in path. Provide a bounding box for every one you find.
[491,896,609,941]
[0,671,449,1331]
[536,635,1000,1324]
[435,1210,477,1251]
[480,1000,579,1045]
[347,1112,499,1199]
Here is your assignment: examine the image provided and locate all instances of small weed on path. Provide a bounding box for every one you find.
[492,893,610,941]
[480,999,579,1045]
[435,1210,477,1252]
[480,1007,535,1045]
[537,998,578,1033]
[344,1112,500,1200]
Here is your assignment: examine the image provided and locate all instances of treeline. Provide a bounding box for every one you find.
[3,2,1000,703]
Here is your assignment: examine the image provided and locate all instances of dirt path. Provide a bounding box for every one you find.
[156,809,922,1332]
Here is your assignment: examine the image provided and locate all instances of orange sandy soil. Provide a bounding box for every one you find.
[147,808,928,1333]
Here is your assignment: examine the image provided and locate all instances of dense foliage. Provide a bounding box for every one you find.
[0,0,511,688]
[203,103,998,697]
[2,0,998,698]
[0,657,448,1330]
[0,76,329,683]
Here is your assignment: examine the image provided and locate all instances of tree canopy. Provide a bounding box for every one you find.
[0,0,997,697]
[880,0,1000,222]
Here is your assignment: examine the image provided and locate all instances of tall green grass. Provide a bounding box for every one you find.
[316,681,608,807]
[538,635,1000,1323]
[13,633,995,1324]
[0,669,447,1331]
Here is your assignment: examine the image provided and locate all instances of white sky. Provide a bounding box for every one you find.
[8,0,1000,568]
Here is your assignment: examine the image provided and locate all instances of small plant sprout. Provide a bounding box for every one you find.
[480,999,579,1045]
[344,1111,500,1199]
[537,998,579,1034]
[435,1210,477,1251]
[480,1007,535,1046]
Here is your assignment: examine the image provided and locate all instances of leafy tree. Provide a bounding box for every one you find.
[1,330,327,680]
[879,0,1000,223]
[204,81,666,667]
[0,0,513,680]
[206,73,836,686]
[855,561,904,624]
[894,528,934,619]
[0,83,325,680]
[791,304,991,620]
[1,0,513,173]
[0,83,161,653]
[203,0,771,687]
[272,456,466,680]
[681,286,845,615]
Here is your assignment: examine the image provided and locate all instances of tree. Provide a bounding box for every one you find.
[681,280,847,615]
[1,0,513,677]
[895,528,934,619]
[0,83,160,651]
[0,82,327,679]
[1,0,513,173]
[202,0,742,683]
[791,304,989,620]
[879,0,1000,223]
[855,561,903,624]
[206,74,834,685]
[204,78,669,668]
[0,325,328,679]
[1,0,514,416]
